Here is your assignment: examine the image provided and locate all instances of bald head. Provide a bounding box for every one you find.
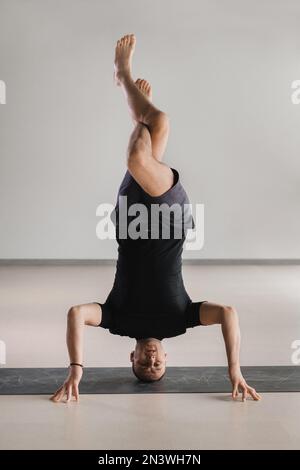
[130,338,167,382]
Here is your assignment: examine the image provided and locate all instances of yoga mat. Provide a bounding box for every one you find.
[0,366,299,395]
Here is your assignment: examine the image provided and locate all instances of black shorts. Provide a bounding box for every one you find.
[185,300,208,327]
[95,300,208,330]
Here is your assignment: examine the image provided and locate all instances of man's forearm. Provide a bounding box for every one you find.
[66,308,85,364]
[221,307,241,369]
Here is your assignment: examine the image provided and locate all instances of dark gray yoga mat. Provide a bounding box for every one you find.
[0,366,299,395]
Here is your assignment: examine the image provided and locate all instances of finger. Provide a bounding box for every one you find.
[57,385,67,402]
[50,386,65,402]
[232,384,238,399]
[247,385,260,399]
[249,387,262,401]
[73,385,79,402]
[242,386,248,402]
[52,385,66,403]
[50,386,62,401]
[53,386,63,396]
[66,384,72,402]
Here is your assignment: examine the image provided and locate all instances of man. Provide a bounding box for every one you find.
[51,34,261,403]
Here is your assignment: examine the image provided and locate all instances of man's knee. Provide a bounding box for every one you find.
[150,111,169,133]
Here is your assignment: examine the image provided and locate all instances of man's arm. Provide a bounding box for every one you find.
[50,303,101,403]
[200,302,261,401]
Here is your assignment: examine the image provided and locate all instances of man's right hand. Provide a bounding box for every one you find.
[50,366,83,403]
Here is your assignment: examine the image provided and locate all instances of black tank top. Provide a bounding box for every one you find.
[101,167,195,340]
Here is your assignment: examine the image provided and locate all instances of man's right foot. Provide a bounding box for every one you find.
[135,78,152,101]
[114,34,136,86]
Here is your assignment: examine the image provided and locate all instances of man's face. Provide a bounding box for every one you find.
[130,338,167,381]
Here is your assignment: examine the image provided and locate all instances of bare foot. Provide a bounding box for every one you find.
[114,34,136,86]
[135,78,152,101]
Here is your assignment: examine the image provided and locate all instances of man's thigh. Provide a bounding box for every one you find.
[128,158,174,197]
[199,301,226,326]
[71,302,102,327]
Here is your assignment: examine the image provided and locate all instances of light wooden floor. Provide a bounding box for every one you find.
[0,393,299,450]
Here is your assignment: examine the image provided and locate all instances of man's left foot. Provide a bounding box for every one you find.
[114,34,136,86]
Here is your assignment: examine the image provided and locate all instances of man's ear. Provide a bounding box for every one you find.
[130,351,135,362]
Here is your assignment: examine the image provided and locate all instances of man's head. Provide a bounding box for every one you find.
[130,338,167,382]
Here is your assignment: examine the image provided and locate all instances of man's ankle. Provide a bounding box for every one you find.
[116,68,131,83]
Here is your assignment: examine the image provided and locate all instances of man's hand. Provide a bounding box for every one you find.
[50,366,83,403]
[229,365,261,402]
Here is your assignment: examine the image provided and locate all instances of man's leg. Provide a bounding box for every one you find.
[126,122,174,197]
[114,34,169,162]
[199,301,261,401]
[133,78,169,163]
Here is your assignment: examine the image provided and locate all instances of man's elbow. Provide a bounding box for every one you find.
[220,305,238,324]
[67,305,83,324]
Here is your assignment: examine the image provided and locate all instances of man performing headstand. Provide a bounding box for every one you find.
[51,34,261,403]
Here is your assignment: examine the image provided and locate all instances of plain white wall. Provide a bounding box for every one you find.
[0,0,300,259]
